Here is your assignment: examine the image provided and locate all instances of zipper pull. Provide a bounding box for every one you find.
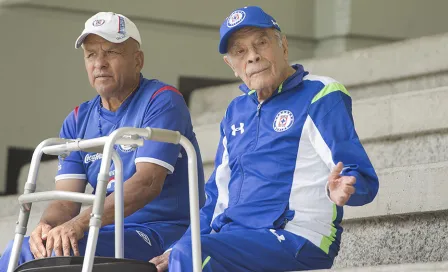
[256,103,262,116]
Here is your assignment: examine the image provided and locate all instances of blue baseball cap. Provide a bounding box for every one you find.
[219,6,281,54]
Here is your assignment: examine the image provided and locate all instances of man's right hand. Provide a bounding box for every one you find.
[29,179,86,259]
[29,222,52,259]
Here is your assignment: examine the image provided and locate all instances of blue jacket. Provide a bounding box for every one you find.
[191,64,378,258]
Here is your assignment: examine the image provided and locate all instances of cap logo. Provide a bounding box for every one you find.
[92,19,105,27]
[118,16,126,35]
[227,10,246,28]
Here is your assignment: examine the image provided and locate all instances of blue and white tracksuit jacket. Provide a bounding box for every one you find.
[170,64,379,271]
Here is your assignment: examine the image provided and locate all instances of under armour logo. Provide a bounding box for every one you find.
[270,229,285,243]
[272,20,279,27]
[231,123,245,136]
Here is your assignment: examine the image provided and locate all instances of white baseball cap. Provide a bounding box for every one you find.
[75,12,142,49]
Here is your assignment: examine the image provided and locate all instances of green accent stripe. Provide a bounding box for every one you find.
[277,82,284,93]
[248,82,284,95]
[202,256,211,269]
[319,204,338,254]
[311,82,350,104]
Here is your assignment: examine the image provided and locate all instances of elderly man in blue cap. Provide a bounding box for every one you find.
[151,6,379,271]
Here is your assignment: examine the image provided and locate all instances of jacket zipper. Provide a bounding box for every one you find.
[252,103,263,150]
[252,86,284,149]
[256,103,262,116]
[238,85,288,202]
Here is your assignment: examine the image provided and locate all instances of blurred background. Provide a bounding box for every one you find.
[1,0,448,270]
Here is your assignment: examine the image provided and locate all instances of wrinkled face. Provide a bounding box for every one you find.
[224,27,289,91]
[82,35,144,96]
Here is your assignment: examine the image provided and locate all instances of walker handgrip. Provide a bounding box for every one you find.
[18,191,95,206]
[81,138,144,153]
[145,128,181,144]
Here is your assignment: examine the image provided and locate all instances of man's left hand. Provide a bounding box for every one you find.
[328,162,356,206]
[45,219,84,257]
[150,250,171,272]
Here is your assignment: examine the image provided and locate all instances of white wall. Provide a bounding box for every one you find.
[0,1,314,192]
[18,0,316,38]
[313,0,448,56]
[350,0,448,39]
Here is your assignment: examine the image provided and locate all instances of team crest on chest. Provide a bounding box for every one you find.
[273,110,294,132]
[119,144,136,152]
[118,135,137,152]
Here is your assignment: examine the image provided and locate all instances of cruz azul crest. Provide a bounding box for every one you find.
[273,110,294,132]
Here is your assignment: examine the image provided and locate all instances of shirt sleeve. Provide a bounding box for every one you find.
[308,82,379,206]
[135,86,189,174]
[55,108,86,181]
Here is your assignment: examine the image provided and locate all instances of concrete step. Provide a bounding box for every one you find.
[314,260,448,271]
[333,210,448,269]
[299,32,448,101]
[362,131,448,170]
[344,160,448,220]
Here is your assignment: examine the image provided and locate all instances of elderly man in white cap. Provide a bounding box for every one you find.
[0,12,205,271]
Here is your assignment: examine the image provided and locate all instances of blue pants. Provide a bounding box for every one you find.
[170,228,334,272]
[0,223,186,272]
